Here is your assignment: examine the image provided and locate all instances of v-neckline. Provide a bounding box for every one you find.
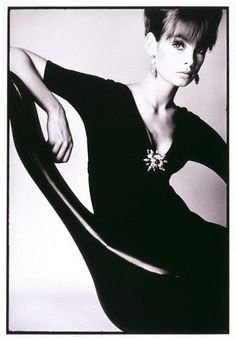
[123,84,179,158]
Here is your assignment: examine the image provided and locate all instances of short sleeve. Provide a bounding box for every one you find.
[187,113,228,182]
[43,60,111,123]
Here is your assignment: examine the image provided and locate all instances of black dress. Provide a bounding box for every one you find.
[43,61,228,332]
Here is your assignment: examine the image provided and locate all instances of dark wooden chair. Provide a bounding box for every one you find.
[8,73,228,333]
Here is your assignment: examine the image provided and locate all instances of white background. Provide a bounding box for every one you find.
[1,0,236,338]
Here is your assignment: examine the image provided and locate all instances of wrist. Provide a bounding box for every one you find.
[46,97,63,117]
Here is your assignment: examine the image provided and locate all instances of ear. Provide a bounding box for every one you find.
[145,32,158,57]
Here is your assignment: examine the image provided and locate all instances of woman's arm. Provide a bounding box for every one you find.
[10,47,73,162]
[188,113,228,183]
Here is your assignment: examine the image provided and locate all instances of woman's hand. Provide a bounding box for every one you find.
[47,104,73,163]
[10,47,73,162]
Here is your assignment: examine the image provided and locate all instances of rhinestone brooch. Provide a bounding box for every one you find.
[143,148,168,172]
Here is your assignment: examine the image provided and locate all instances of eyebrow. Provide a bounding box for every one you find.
[169,34,205,48]
[170,34,188,42]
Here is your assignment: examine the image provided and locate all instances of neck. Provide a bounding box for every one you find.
[139,73,178,114]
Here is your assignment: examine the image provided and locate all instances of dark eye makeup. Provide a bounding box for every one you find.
[170,36,206,55]
[172,39,185,50]
[195,46,207,55]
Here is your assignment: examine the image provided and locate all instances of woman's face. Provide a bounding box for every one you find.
[155,31,206,87]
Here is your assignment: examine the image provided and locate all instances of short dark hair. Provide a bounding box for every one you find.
[144,8,222,50]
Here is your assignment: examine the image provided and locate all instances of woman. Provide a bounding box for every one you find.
[10,8,228,333]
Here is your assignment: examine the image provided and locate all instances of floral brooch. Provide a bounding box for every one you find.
[143,149,168,172]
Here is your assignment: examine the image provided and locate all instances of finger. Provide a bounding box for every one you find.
[52,142,63,155]
[47,140,62,156]
[62,143,73,163]
[55,141,70,162]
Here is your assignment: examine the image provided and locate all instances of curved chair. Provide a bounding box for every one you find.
[8,73,228,333]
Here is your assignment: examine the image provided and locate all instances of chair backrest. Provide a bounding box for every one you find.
[8,72,173,275]
[9,73,180,331]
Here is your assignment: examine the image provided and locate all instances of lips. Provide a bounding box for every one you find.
[178,71,193,76]
[177,71,194,79]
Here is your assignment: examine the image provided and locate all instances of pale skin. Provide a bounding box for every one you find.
[10,30,205,161]
[128,32,206,155]
[10,47,73,163]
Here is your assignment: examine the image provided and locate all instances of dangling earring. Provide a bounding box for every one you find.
[194,73,200,85]
[151,55,157,78]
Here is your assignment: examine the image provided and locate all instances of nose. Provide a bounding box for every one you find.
[184,49,195,69]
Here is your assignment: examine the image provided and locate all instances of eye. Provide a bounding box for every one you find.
[195,47,206,55]
[172,40,185,50]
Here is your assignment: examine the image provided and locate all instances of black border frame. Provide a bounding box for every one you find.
[6,5,230,335]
